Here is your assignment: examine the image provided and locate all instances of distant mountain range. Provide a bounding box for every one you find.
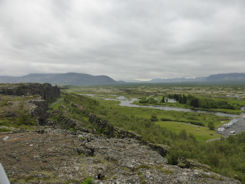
[206,73,245,81]
[0,73,119,86]
[149,77,195,83]
[148,73,245,84]
[0,72,245,86]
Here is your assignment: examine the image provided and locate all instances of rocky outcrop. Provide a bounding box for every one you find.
[50,110,78,129]
[0,128,240,184]
[88,113,169,156]
[0,83,60,125]
[0,83,60,102]
[55,103,169,157]
[29,100,49,125]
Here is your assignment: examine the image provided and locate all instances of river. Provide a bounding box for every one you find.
[91,95,240,118]
[82,94,245,136]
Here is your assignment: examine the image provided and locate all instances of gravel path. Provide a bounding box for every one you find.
[219,115,245,137]
[50,97,63,108]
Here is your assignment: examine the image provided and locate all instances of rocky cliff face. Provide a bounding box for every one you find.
[0,83,60,125]
[0,83,60,102]
[51,103,169,158]
[87,112,169,157]
[29,100,49,125]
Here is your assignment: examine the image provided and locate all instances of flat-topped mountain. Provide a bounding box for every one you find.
[0,73,118,86]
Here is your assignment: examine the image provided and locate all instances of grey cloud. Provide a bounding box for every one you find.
[0,0,245,80]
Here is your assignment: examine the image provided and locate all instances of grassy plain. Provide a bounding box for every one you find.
[155,121,220,142]
[69,95,228,141]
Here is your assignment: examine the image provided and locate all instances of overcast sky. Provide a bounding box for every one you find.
[0,0,245,81]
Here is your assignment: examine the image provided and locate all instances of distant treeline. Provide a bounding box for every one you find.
[139,94,239,110]
[139,96,159,104]
[168,94,238,110]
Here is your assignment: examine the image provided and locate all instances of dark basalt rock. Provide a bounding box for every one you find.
[0,83,60,102]
[30,100,49,125]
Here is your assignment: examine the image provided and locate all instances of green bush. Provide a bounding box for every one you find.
[82,177,93,184]
[208,122,215,130]
[168,94,238,110]
[190,122,205,126]
[139,96,148,103]
[139,96,158,104]
[150,114,158,122]
[17,111,34,125]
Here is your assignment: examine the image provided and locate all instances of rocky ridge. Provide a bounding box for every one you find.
[0,128,240,184]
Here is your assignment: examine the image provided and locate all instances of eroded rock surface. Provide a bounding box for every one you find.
[0,128,240,184]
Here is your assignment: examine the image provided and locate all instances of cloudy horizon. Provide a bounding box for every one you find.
[0,0,245,81]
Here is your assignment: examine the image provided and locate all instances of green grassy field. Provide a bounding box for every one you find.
[156,121,221,142]
[95,97,228,130]
[51,92,228,145]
